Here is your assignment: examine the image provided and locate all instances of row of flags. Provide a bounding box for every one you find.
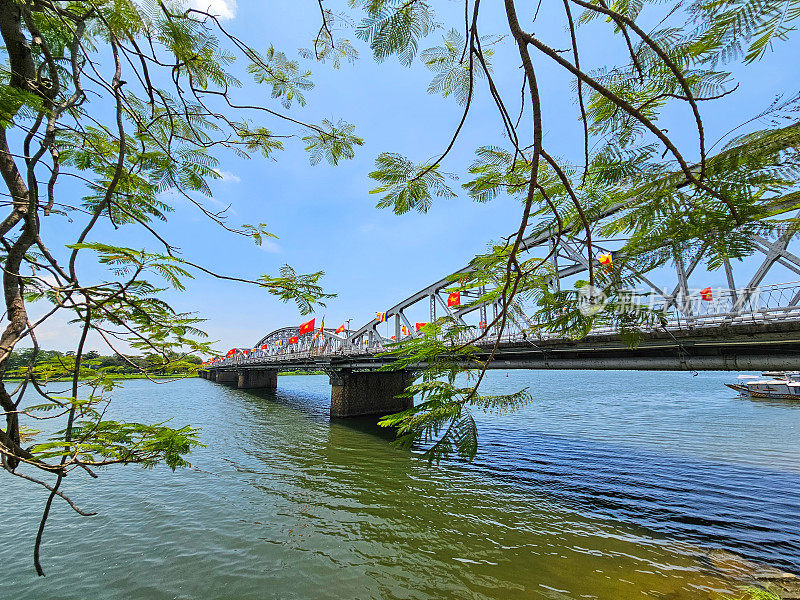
[200,251,716,367]
[204,253,610,360]
[206,252,715,365]
[371,292,460,333]
[293,315,433,346]
[597,253,715,301]
[210,268,585,363]
[205,314,485,364]
[260,292,463,354]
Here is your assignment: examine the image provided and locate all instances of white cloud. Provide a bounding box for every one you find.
[258,239,282,254]
[213,169,241,183]
[200,192,238,215]
[17,304,124,353]
[187,0,237,20]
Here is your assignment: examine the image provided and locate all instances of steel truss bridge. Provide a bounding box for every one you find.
[207,217,800,375]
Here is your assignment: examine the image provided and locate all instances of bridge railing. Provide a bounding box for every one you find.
[209,282,800,367]
[655,282,800,326]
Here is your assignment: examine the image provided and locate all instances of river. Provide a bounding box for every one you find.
[2,371,799,599]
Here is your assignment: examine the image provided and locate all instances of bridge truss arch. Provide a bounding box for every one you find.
[344,209,800,350]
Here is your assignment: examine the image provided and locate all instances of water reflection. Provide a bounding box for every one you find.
[736,394,800,409]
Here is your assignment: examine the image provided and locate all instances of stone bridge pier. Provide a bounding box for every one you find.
[329,369,413,418]
[215,370,238,384]
[205,369,278,389]
[237,369,277,390]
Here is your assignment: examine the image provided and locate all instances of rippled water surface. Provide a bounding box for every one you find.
[3,371,799,599]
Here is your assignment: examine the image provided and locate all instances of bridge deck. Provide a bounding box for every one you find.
[208,320,800,372]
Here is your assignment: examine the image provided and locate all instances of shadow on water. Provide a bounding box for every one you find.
[230,380,399,441]
[228,384,329,420]
[330,415,399,442]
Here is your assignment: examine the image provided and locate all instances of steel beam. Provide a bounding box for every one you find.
[480,355,799,371]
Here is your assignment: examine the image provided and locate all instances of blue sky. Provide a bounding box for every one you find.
[22,0,800,353]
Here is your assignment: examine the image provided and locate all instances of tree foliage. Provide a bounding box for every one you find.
[0,0,360,575]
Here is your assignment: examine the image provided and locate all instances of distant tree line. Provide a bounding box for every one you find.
[5,349,202,378]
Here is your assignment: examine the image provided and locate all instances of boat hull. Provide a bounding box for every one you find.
[725,383,800,400]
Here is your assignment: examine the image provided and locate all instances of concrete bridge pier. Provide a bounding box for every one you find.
[237,369,277,390]
[329,369,413,418]
[216,370,238,384]
[198,370,207,379]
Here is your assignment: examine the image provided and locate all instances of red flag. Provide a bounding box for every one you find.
[335,324,345,334]
[598,253,613,272]
[390,335,396,340]
[261,344,269,350]
[401,325,408,336]
[700,287,713,301]
[288,336,299,344]
[447,292,461,307]
[226,348,236,357]
[243,349,250,355]
[299,318,315,335]
[415,322,427,331]
[479,321,485,329]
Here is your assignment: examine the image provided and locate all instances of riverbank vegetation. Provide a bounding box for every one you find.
[4,349,201,380]
[1,0,798,579]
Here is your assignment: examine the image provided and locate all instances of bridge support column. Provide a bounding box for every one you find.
[216,371,238,384]
[330,369,413,418]
[237,369,277,390]
[206,370,217,382]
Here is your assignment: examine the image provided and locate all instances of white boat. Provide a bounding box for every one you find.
[726,373,800,400]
